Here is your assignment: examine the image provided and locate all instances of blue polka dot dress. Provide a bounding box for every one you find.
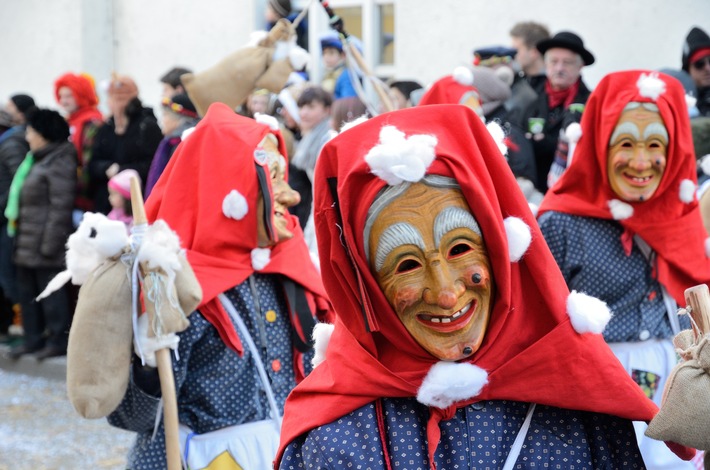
[538,212,689,343]
[280,398,644,469]
[108,273,309,470]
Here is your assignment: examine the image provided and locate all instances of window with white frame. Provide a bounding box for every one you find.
[306,0,395,80]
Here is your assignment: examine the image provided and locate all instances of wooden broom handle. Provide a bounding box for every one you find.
[346,42,394,113]
[130,177,147,225]
[684,284,710,340]
[130,177,182,470]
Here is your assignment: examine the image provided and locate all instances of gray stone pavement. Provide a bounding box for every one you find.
[0,342,136,469]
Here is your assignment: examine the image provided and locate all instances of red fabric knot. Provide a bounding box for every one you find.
[620,227,635,257]
[426,405,457,470]
[545,78,580,110]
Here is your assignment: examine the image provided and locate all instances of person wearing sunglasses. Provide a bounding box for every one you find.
[682,26,710,117]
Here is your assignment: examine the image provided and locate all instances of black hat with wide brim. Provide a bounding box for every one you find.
[537,31,595,66]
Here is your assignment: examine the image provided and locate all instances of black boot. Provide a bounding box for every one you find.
[7,343,42,360]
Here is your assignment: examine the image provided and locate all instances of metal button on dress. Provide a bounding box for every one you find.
[265,310,277,322]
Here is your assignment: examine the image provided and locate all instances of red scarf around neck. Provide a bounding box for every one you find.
[545,78,580,109]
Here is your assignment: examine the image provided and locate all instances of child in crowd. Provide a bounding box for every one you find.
[107,169,139,229]
[319,31,360,100]
[144,93,199,197]
[239,89,273,118]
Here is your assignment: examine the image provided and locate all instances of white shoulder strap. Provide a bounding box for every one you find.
[501,403,536,470]
[218,293,282,430]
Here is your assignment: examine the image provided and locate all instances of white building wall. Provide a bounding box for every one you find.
[1,0,710,114]
[396,0,710,89]
[0,0,256,114]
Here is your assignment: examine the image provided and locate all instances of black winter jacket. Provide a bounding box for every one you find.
[14,141,77,268]
[516,79,592,192]
[0,126,29,223]
[89,105,162,214]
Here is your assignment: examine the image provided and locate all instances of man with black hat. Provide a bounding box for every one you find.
[516,31,593,193]
[683,26,710,117]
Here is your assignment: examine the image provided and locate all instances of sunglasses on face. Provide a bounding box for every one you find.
[692,56,710,70]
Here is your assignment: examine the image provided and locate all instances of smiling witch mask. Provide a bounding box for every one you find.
[367,178,493,361]
[255,134,301,247]
[607,102,668,202]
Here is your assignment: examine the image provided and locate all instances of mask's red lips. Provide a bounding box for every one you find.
[622,172,653,187]
[417,301,476,333]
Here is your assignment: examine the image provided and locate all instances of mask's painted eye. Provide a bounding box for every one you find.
[396,259,421,274]
[448,243,472,258]
[620,140,633,148]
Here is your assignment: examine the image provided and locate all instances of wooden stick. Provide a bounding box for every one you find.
[683,284,710,341]
[130,177,182,470]
[346,42,394,113]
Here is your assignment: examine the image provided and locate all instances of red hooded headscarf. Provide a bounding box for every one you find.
[539,70,710,305]
[145,103,331,370]
[54,72,103,158]
[419,70,481,111]
[275,103,693,466]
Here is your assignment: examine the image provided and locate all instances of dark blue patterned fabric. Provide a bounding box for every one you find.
[538,212,689,343]
[280,398,645,469]
[108,273,306,470]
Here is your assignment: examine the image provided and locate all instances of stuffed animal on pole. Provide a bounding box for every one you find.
[181,18,309,117]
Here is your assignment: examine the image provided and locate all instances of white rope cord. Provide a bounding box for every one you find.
[218,293,282,430]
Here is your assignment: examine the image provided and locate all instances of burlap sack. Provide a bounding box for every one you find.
[67,257,133,419]
[645,330,710,450]
[182,48,273,117]
[142,255,201,336]
[68,254,202,419]
[182,18,294,117]
[174,255,202,316]
[254,58,294,93]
